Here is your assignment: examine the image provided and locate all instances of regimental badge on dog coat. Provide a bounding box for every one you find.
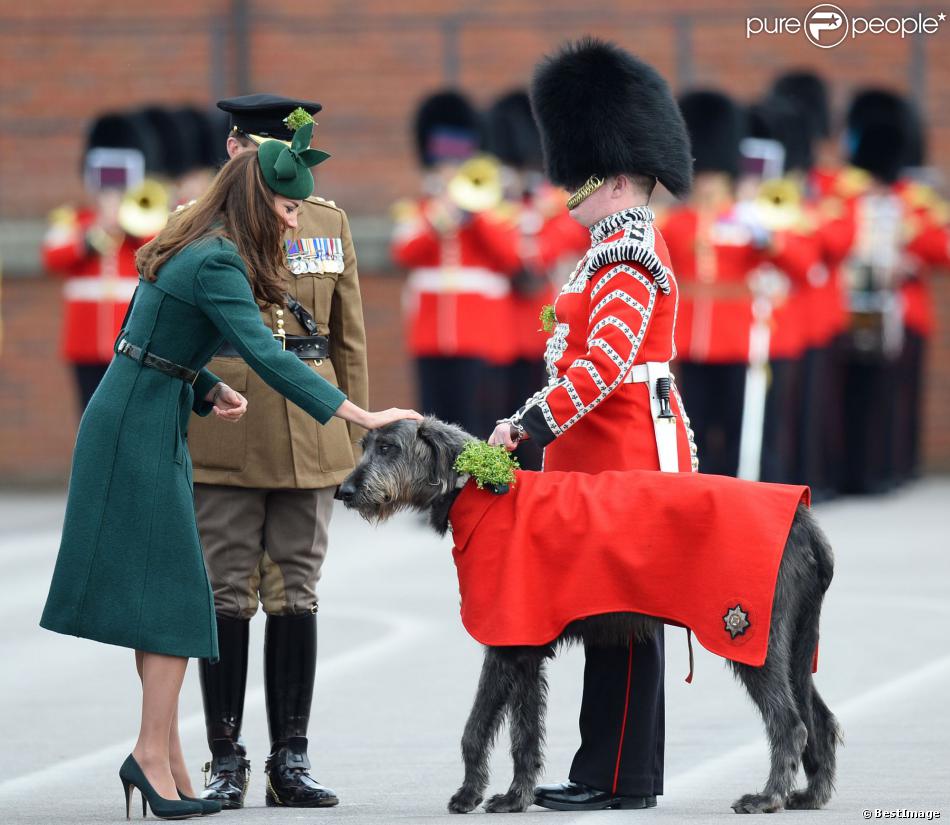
[449,469,809,667]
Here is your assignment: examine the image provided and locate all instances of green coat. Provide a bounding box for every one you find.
[40,237,346,659]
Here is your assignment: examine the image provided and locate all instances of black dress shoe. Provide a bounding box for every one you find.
[265,736,339,808]
[534,781,657,811]
[201,740,250,810]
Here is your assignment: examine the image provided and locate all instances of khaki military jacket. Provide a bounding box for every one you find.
[189,196,369,489]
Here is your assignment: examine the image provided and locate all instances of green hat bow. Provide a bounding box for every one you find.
[258,121,331,200]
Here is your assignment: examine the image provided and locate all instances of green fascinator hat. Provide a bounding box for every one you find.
[257,121,330,200]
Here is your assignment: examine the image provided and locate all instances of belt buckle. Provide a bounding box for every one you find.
[274,331,286,351]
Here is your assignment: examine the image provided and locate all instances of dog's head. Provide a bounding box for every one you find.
[337,416,472,524]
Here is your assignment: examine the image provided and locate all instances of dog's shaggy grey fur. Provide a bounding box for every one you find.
[339,418,841,814]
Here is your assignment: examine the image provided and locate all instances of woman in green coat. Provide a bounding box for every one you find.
[41,123,420,819]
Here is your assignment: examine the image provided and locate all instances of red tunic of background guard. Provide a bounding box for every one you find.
[449,469,809,668]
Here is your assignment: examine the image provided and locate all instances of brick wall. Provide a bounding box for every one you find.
[2,1,949,219]
[2,0,950,483]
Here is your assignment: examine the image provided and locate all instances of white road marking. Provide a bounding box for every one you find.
[0,606,428,800]
[556,654,950,822]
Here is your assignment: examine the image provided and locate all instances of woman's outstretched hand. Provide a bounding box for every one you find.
[334,399,423,430]
[363,408,424,430]
[208,383,247,422]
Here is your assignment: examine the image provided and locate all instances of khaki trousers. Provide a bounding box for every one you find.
[194,483,334,618]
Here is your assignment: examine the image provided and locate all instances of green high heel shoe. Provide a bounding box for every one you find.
[178,789,223,815]
[119,754,203,820]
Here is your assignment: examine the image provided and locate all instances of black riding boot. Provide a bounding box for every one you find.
[263,612,339,807]
[198,614,251,809]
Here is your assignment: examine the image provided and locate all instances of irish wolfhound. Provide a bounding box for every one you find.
[338,417,840,814]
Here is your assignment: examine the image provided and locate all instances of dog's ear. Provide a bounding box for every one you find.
[416,416,462,492]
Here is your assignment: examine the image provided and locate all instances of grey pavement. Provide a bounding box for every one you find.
[0,478,948,824]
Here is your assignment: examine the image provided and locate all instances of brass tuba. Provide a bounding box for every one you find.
[751,177,803,232]
[446,154,503,213]
[118,179,170,238]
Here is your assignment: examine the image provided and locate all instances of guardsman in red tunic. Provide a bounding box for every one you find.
[662,91,813,480]
[393,91,521,436]
[742,96,823,485]
[482,90,590,469]
[488,38,695,811]
[838,90,950,491]
[769,72,854,497]
[42,112,164,411]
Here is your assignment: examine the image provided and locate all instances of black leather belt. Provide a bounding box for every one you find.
[117,339,199,385]
[215,334,329,361]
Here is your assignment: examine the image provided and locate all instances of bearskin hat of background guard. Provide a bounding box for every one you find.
[678,90,744,179]
[845,89,914,184]
[770,71,831,142]
[747,94,814,173]
[483,90,543,172]
[529,37,692,197]
[414,89,480,169]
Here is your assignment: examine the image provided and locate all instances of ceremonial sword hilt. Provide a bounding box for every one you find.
[656,376,676,420]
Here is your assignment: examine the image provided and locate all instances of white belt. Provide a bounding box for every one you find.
[623,361,680,473]
[406,267,511,299]
[64,276,139,302]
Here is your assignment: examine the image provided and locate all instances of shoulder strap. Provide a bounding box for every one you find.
[283,292,320,335]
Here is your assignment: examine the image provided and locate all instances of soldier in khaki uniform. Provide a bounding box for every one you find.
[189,94,368,810]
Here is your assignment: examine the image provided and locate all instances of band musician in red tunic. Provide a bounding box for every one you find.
[488,38,697,811]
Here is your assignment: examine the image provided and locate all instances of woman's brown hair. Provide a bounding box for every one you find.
[136,150,288,306]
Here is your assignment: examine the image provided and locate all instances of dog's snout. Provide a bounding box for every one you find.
[336,480,357,503]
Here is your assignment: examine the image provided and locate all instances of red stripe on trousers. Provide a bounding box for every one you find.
[611,639,636,795]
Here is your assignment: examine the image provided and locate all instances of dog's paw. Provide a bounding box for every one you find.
[448,787,483,814]
[731,793,784,814]
[785,789,820,810]
[484,791,530,813]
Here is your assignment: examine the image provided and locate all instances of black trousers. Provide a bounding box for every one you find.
[569,628,665,797]
[840,352,900,494]
[760,357,801,484]
[894,330,925,482]
[416,356,491,438]
[676,361,746,477]
[795,345,835,495]
[73,363,109,413]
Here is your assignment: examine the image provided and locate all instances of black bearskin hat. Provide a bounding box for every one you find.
[747,95,813,173]
[483,90,543,171]
[85,112,161,174]
[137,106,196,177]
[845,89,914,184]
[413,90,480,169]
[529,37,692,197]
[771,71,831,141]
[678,90,743,179]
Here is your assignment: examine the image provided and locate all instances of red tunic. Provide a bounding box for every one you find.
[42,208,146,365]
[449,469,809,666]
[660,205,816,364]
[393,200,522,364]
[507,207,696,474]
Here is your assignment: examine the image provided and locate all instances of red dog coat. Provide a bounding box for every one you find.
[449,469,809,667]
